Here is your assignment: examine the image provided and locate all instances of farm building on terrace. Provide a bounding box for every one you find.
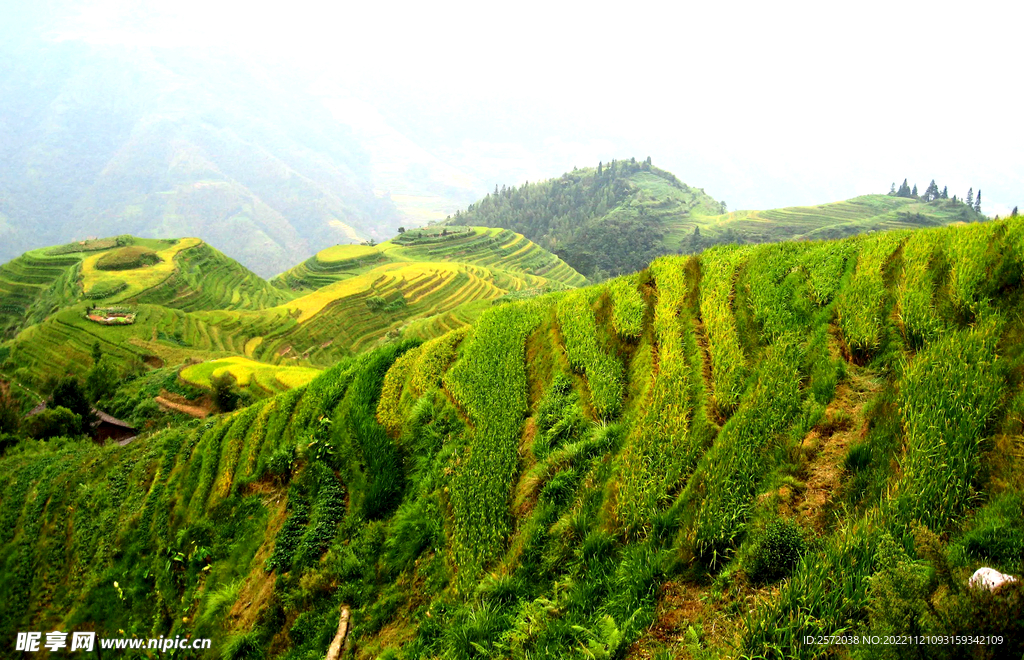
[93,410,136,444]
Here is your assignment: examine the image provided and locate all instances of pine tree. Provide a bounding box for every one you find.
[1012,206,1019,217]
[923,180,938,202]
[598,161,603,176]
[966,188,974,208]
[897,179,912,198]
[889,183,897,195]
[912,184,918,198]
[941,186,948,199]
[974,189,982,213]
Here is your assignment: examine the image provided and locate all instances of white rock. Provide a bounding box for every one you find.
[968,567,1017,591]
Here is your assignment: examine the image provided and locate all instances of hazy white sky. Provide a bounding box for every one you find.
[49,0,1024,213]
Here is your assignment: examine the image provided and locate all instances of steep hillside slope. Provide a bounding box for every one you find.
[2,217,1021,659]
[453,160,986,280]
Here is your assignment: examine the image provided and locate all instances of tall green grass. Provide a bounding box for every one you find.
[888,322,1005,531]
[896,228,947,346]
[556,290,624,419]
[699,245,749,414]
[444,300,544,574]
[616,257,709,537]
[607,273,645,338]
[688,341,802,567]
[835,232,906,359]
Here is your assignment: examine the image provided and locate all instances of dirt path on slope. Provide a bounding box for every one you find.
[155,394,210,418]
[786,364,882,531]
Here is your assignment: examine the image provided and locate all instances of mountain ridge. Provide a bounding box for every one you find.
[449,159,987,280]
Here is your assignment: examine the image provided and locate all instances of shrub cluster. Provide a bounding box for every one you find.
[95,246,161,271]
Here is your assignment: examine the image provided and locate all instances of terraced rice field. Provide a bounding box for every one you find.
[81,238,202,300]
[180,356,321,393]
[0,248,83,337]
[134,242,294,312]
[665,194,983,249]
[2,228,588,389]
[274,227,587,292]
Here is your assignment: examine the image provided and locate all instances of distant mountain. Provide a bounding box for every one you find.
[0,37,483,278]
[451,160,986,279]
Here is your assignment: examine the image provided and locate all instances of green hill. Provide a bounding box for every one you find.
[1,217,1021,658]
[680,193,985,247]
[0,237,290,341]
[0,230,585,411]
[452,159,986,280]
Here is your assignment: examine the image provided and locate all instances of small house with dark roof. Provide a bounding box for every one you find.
[93,410,136,444]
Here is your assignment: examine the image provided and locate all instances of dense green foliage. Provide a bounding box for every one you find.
[450,159,724,279]
[1,216,1023,659]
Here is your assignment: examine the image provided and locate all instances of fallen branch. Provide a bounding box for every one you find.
[325,604,351,660]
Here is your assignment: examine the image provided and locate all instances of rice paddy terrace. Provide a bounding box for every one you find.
[669,193,987,248]
[0,228,585,396]
[1,216,1021,659]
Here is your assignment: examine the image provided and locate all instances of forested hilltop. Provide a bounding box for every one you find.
[1,216,1021,659]
[451,160,987,280]
[448,159,724,280]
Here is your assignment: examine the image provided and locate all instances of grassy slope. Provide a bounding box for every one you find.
[1,217,1022,659]
[0,248,83,340]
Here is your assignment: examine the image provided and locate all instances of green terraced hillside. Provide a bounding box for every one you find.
[1,216,1021,659]
[273,226,586,292]
[0,237,290,341]
[676,193,985,248]
[450,159,725,280]
[0,229,586,407]
[451,159,985,280]
[0,248,84,340]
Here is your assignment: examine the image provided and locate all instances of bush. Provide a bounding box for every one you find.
[26,406,83,439]
[953,492,1024,574]
[0,432,20,456]
[0,387,20,434]
[51,375,92,432]
[86,355,120,404]
[219,631,264,660]
[211,372,242,413]
[95,246,160,270]
[366,294,407,313]
[747,519,807,583]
